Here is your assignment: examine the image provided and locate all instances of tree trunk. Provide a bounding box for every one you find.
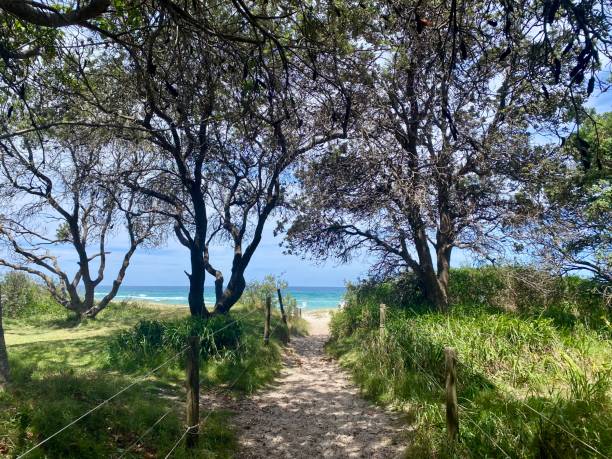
[436,245,452,311]
[80,284,96,318]
[0,288,10,389]
[410,244,451,312]
[213,271,246,314]
[188,247,208,317]
[64,284,97,319]
[82,244,140,319]
[420,267,449,312]
[410,222,450,312]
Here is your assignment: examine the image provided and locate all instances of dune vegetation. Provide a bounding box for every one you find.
[328,267,611,458]
[0,1,610,457]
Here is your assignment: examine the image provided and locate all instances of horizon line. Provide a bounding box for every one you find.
[97,284,348,289]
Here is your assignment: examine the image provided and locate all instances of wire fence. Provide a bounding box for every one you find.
[18,303,286,459]
[16,347,189,459]
[380,334,514,458]
[162,313,289,458]
[376,303,607,459]
[118,410,172,459]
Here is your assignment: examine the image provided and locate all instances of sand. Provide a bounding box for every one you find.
[227,309,406,458]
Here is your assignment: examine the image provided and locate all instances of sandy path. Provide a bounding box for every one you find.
[229,310,406,458]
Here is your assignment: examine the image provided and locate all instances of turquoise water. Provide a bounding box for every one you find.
[94,285,346,310]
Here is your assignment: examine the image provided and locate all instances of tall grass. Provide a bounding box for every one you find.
[107,305,296,394]
[0,364,236,458]
[329,267,612,457]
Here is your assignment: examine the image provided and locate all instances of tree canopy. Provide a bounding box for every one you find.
[0,0,610,314]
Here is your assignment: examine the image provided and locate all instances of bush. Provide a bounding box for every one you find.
[241,275,298,317]
[108,314,243,367]
[339,267,611,335]
[0,272,62,318]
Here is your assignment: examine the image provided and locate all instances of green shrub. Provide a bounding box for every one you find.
[242,275,298,317]
[339,267,611,334]
[1,272,63,318]
[108,314,243,367]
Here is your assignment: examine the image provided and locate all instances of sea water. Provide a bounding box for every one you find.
[94,285,346,310]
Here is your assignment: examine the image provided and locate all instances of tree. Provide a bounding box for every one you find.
[0,128,161,317]
[286,0,580,311]
[198,39,354,315]
[46,2,355,316]
[512,112,612,283]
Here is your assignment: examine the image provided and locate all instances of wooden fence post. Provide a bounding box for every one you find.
[0,284,10,389]
[263,295,271,345]
[379,303,386,338]
[444,347,459,441]
[186,336,200,449]
[277,288,290,343]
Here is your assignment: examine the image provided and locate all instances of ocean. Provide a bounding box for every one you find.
[94,285,346,311]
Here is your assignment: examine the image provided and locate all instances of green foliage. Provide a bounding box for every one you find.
[0,272,63,318]
[0,363,236,458]
[342,267,611,334]
[106,302,294,393]
[241,275,299,318]
[329,267,612,458]
[1,301,287,457]
[108,314,243,367]
[516,111,612,283]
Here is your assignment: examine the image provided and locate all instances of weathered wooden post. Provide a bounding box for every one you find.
[0,283,9,389]
[444,347,459,441]
[186,336,200,449]
[379,303,386,338]
[277,288,290,343]
[263,295,271,345]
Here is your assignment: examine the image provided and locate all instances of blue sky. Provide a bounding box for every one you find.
[100,223,373,287]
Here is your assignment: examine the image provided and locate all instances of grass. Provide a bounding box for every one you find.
[1,300,306,458]
[328,269,612,458]
[4,301,182,347]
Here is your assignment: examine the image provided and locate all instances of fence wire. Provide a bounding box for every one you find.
[18,307,266,458]
[379,324,607,458]
[164,315,289,458]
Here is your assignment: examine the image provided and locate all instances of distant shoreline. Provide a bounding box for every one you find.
[99,285,346,310]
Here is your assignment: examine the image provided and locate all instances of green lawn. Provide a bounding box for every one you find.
[1,302,304,458]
